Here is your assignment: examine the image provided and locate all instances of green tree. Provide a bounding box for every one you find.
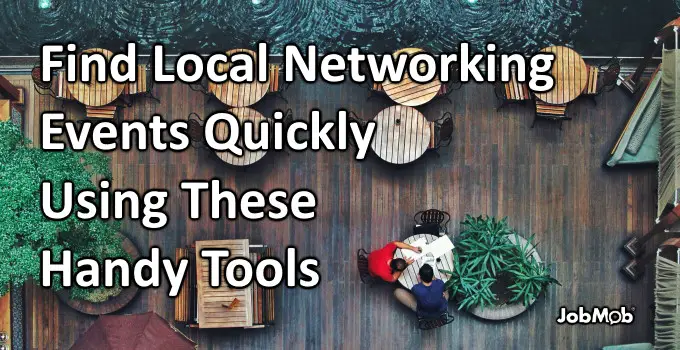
[0,121,125,299]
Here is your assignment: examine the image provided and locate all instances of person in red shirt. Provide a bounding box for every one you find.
[368,241,422,282]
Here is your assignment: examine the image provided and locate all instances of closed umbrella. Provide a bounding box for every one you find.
[71,312,196,350]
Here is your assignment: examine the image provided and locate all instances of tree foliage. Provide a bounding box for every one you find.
[0,121,125,299]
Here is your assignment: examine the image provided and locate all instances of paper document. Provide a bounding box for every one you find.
[400,238,428,260]
[426,235,455,259]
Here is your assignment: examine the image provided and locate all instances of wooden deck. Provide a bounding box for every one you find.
[6,73,660,349]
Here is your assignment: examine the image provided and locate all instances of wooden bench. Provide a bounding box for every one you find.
[504,77,531,101]
[174,246,197,324]
[86,105,117,119]
[533,100,570,128]
[269,64,281,93]
[584,65,599,95]
[174,241,275,328]
[495,71,531,110]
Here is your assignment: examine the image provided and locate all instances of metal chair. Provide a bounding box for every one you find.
[598,57,621,93]
[582,57,621,105]
[435,65,462,104]
[413,209,450,236]
[268,109,294,154]
[347,111,369,149]
[357,249,376,285]
[187,112,205,148]
[125,61,160,105]
[418,311,455,330]
[427,112,454,157]
[31,64,54,96]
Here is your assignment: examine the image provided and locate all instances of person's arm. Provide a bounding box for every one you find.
[393,241,422,253]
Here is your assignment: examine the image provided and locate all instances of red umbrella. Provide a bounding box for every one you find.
[71,312,196,350]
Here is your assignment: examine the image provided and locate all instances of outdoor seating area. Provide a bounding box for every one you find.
[0,39,669,349]
[174,240,275,329]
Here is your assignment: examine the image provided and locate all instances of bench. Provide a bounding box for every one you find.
[584,65,599,95]
[533,100,570,129]
[174,246,197,324]
[174,241,275,328]
[495,71,531,110]
[86,105,117,119]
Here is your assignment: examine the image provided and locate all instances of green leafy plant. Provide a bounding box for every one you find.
[440,215,560,310]
[0,121,127,300]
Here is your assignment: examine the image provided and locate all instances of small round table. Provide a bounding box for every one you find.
[382,48,442,107]
[394,233,455,289]
[214,107,268,166]
[371,105,431,164]
[534,46,587,105]
[208,49,270,107]
[66,48,126,107]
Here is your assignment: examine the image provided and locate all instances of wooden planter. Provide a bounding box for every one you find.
[55,233,140,315]
[467,234,543,321]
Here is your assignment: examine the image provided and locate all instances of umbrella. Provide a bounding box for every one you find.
[71,312,196,350]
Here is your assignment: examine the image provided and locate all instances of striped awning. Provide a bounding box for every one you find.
[657,46,680,218]
[655,252,680,349]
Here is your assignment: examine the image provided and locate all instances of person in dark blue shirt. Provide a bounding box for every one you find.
[394,264,449,318]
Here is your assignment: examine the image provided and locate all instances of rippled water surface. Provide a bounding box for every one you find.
[0,0,677,55]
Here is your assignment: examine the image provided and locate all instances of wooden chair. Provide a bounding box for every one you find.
[413,209,450,236]
[427,112,454,157]
[418,311,455,330]
[494,70,531,110]
[123,63,160,105]
[86,105,117,120]
[357,249,376,285]
[583,57,621,105]
[532,100,570,129]
[174,246,197,324]
[268,64,290,103]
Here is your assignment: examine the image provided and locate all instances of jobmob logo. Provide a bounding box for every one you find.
[556,306,635,325]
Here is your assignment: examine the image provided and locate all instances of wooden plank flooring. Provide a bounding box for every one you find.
[5,74,659,349]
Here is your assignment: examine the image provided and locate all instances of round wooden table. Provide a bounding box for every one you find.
[382,48,442,107]
[394,233,455,290]
[534,46,587,104]
[214,107,268,166]
[208,49,270,107]
[371,105,431,164]
[66,48,126,107]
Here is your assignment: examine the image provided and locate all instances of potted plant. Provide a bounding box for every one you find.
[440,215,559,319]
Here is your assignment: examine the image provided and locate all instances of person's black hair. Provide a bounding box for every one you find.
[390,258,407,273]
[419,264,434,283]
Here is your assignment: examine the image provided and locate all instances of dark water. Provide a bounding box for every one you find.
[0,0,677,56]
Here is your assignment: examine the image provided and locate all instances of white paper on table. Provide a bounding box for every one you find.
[400,238,428,260]
[424,235,455,259]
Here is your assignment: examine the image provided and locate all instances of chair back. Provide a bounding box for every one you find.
[418,312,455,330]
[600,58,621,93]
[187,113,205,145]
[439,117,453,146]
[357,249,374,284]
[414,209,450,235]
[31,66,52,90]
